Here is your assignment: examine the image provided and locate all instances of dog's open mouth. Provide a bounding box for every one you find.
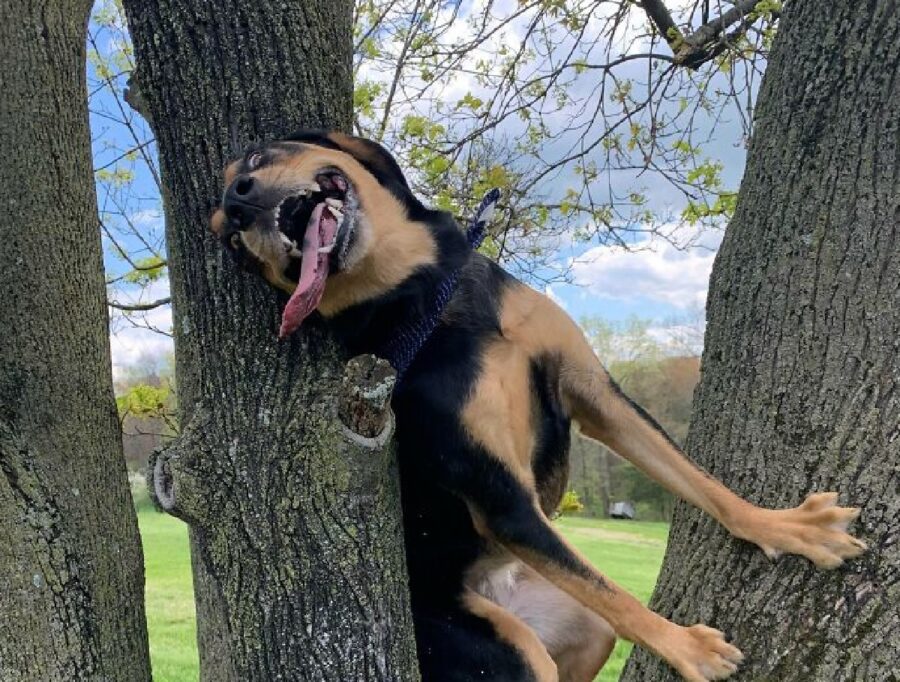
[275,169,357,338]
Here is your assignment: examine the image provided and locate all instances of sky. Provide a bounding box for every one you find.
[90,0,756,375]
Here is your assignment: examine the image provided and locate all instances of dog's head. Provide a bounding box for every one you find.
[210,131,438,337]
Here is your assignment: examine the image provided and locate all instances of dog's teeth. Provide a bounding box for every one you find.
[329,208,344,221]
[325,198,344,208]
[318,243,335,254]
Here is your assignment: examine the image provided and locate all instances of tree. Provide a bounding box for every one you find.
[623,0,899,678]
[0,0,151,679]
[120,1,418,679]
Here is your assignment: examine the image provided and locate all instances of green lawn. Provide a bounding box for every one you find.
[138,509,199,682]
[138,508,667,681]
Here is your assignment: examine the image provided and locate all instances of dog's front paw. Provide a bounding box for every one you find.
[660,624,743,682]
[747,492,866,569]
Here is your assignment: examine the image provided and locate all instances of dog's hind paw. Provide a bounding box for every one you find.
[740,492,867,569]
[659,624,743,681]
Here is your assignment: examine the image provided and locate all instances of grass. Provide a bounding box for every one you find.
[138,508,199,682]
[138,507,667,681]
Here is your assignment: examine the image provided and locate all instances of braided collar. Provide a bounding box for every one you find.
[378,188,501,382]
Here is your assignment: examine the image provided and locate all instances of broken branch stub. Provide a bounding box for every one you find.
[145,407,211,526]
[338,355,396,447]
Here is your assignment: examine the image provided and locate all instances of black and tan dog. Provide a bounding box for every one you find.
[210,130,866,682]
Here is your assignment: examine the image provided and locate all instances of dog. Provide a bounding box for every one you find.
[209,130,866,682]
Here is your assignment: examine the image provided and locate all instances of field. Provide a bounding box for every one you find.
[138,508,668,682]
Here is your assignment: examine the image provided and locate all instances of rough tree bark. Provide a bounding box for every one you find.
[121,1,418,680]
[0,1,151,680]
[623,1,899,680]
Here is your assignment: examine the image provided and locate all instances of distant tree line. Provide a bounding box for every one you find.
[567,317,701,521]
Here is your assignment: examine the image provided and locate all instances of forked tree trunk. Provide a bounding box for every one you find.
[0,1,151,679]
[623,1,900,679]
[121,1,418,680]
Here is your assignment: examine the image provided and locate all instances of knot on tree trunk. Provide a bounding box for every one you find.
[148,446,175,511]
[146,408,211,525]
[337,355,396,448]
[146,360,397,526]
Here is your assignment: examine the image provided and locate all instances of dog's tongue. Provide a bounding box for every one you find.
[278,203,337,338]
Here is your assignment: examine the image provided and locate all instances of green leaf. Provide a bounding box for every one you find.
[116,382,170,419]
[123,256,166,285]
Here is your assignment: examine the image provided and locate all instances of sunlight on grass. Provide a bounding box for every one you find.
[138,506,667,681]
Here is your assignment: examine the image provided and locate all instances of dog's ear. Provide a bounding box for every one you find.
[284,129,422,211]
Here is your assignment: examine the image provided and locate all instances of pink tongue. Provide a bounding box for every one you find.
[278,203,338,338]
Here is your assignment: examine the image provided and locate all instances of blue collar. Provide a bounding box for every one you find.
[378,188,501,382]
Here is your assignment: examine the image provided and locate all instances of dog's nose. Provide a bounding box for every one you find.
[223,174,262,229]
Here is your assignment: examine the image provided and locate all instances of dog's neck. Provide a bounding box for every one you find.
[324,213,471,361]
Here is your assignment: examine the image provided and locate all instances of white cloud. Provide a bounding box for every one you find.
[109,323,173,378]
[544,284,569,311]
[570,225,722,310]
[130,208,162,227]
[108,276,173,377]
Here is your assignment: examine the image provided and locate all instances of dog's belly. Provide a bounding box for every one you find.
[468,553,609,659]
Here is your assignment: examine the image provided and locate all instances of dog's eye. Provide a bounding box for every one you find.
[246,152,263,170]
[229,233,242,250]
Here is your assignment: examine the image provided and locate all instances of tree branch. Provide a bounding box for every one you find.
[108,297,171,312]
[639,0,679,43]
[93,139,155,173]
[686,0,761,48]
[641,0,765,69]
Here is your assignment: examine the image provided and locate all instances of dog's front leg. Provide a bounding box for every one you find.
[465,496,744,682]
[563,359,866,568]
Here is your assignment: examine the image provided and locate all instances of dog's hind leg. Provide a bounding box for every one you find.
[462,590,559,682]
[414,598,555,682]
[476,560,615,682]
[462,480,743,682]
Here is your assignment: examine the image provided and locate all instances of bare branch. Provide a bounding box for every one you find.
[686,0,761,48]
[109,297,171,312]
[94,139,154,173]
[643,0,764,69]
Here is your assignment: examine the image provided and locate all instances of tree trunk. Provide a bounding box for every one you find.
[598,446,612,518]
[622,1,900,679]
[121,1,418,680]
[0,1,151,680]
